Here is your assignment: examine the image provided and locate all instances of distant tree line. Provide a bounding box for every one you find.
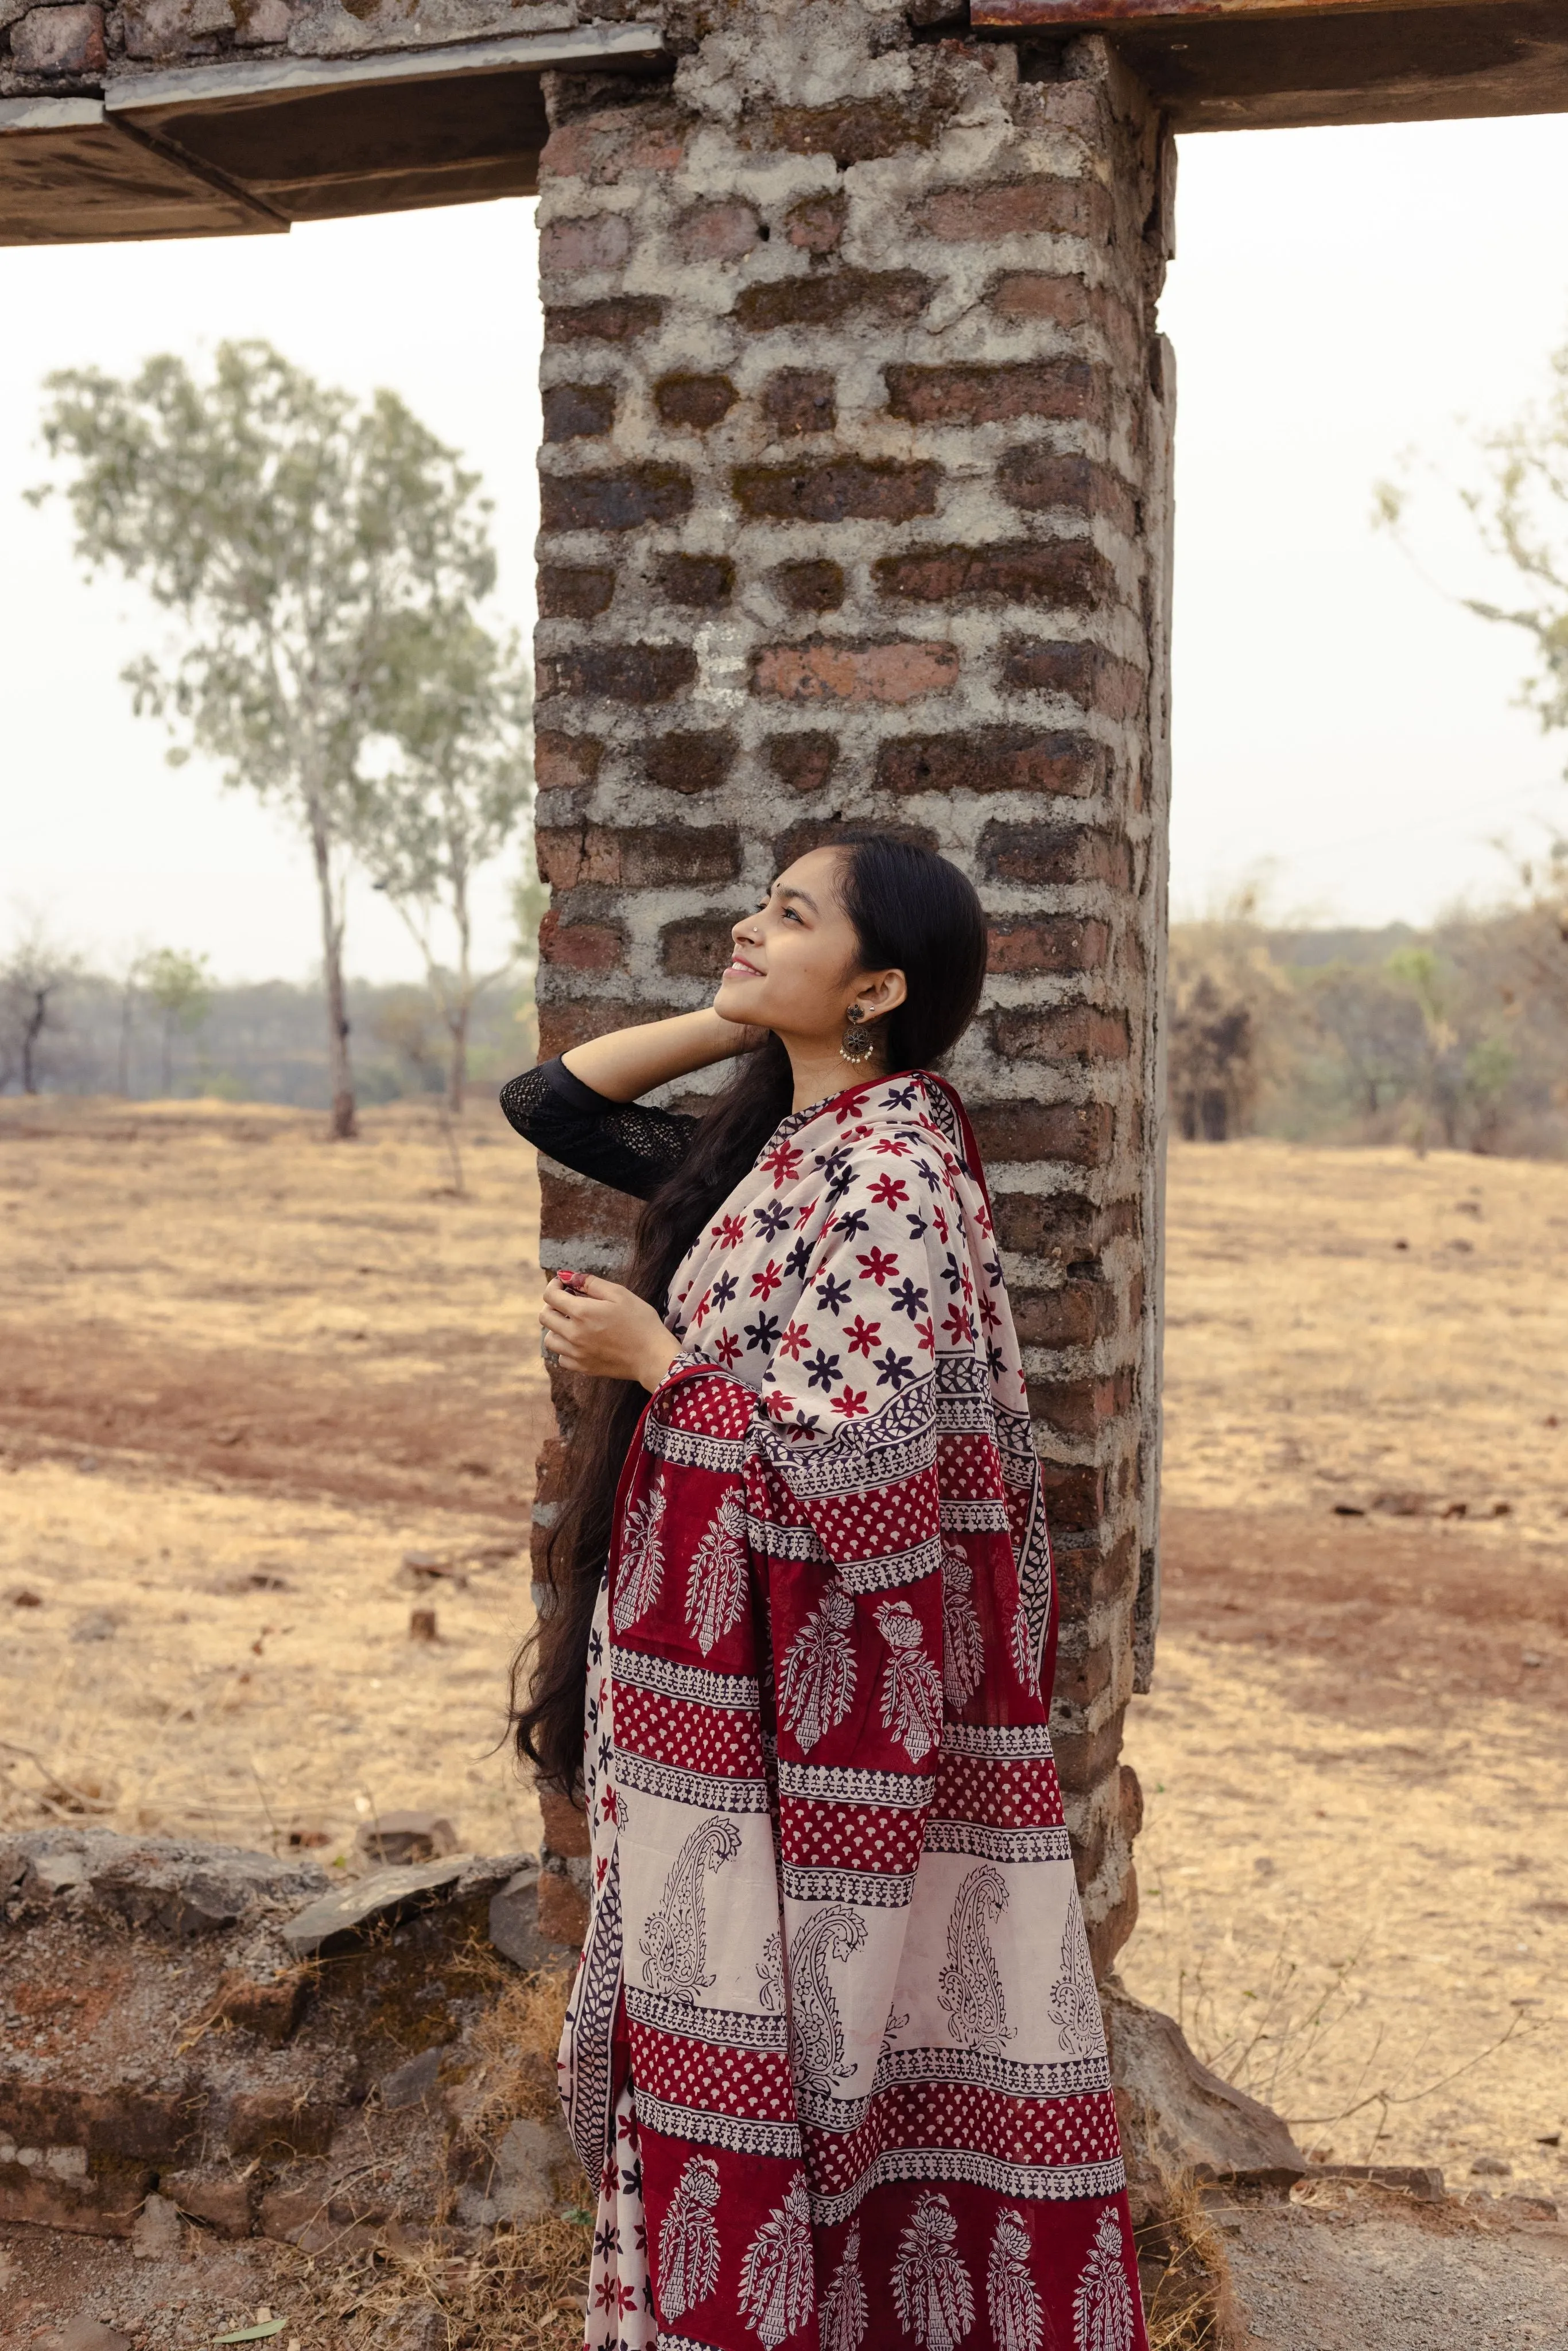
[0,953,536,1112]
[1167,872,1568,1155]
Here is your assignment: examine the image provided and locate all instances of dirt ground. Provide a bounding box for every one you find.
[0,1095,552,1869]
[2,1106,1565,2239]
[1122,1139,1568,2209]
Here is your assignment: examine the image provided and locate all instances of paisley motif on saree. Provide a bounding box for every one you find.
[560,1071,1147,2351]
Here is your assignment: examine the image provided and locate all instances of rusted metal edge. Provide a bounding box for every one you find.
[103,19,663,120]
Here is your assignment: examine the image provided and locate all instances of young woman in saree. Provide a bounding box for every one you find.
[503,835,1148,2351]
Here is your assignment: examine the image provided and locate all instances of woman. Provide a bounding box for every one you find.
[503,835,1148,2351]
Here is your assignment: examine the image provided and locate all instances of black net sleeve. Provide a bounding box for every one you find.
[498,1057,699,1201]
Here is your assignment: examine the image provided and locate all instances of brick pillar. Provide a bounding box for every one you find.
[531,5,1174,1977]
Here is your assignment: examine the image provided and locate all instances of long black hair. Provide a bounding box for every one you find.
[510,832,988,1795]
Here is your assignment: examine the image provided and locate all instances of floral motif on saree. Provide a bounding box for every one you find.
[561,1071,1147,2351]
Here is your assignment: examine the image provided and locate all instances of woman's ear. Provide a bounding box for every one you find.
[859,968,908,1018]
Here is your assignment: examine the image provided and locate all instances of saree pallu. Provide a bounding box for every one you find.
[561,1072,1147,2351]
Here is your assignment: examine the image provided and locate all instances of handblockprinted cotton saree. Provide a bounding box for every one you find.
[558,1069,1148,2351]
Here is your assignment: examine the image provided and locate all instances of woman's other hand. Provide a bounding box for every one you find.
[540,1274,681,1392]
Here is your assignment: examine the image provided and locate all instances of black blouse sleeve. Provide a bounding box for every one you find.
[499,1057,699,1201]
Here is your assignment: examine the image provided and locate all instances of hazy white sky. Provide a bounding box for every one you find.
[5,108,1568,983]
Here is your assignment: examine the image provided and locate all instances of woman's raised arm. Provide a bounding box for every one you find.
[562,1006,756,1103]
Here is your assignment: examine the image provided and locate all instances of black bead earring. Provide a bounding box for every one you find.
[840,1006,875,1065]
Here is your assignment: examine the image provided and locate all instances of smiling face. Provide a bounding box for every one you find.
[713,846,907,1052]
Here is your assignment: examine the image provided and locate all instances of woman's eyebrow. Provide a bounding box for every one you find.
[774,884,819,915]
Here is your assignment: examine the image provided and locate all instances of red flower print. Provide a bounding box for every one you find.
[844,1314,882,1357]
[915,1316,936,1354]
[976,1199,993,1235]
[933,1204,949,1244]
[751,1259,783,1300]
[942,1302,975,1346]
[761,1140,804,1187]
[779,1319,810,1360]
[718,1214,747,1250]
[715,1330,742,1367]
[618,2284,638,2317]
[980,1291,1001,1332]
[599,1784,618,1824]
[830,1387,869,1418]
[795,1197,818,1229]
[857,1246,900,1286]
[870,1173,909,1208]
[691,1290,712,1325]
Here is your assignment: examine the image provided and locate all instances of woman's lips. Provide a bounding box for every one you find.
[724,956,762,977]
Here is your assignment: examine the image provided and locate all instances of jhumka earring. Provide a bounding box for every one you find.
[840,1006,876,1065]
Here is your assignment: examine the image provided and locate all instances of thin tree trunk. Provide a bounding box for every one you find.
[162,1015,173,1098]
[21,991,45,1095]
[309,796,356,1140]
[118,985,134,1097]
[447,872,472,1116]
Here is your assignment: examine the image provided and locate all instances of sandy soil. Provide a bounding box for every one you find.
[1122,1139,1568,2208]
[2,1108,1565,2229]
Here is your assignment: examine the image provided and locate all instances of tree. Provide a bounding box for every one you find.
[142,948,212,1097]
[32,342,499,1139]
[0,920,79,1095]
[355,611,532,1112]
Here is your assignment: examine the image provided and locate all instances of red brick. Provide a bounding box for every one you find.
[754,639,959,707]
[1031,1371,1134,1444]
[762,368,837,439]
[533,732,603,794]
[1052,1712,1127,1802]
[542,383,616,443]
[1035,1460,1108,1537]
[540,110,685,185]
[541,644,698,706]
[737,271,932,334]
[539,213,632,277]
[1120,1762,1144,1842]
[1011,1281,1119,1348]
[539,1784,592,1859]
[987,921,1113,979]
[876,729,1111,798]
[540,465,693,535]
[536,825,744,892]
[661,915,735,977]
[1051,1634,1114,1711]
[1050,1528,1138,1623]
[546,297,664,344]
[994,1003,1128,1062]
[874,540,1114,610]
[536,1171,639,1247]
[1086,1869,1139,1979]
[643,731,736,794]
[967,1099,1115,1166]
[1000,637,1144,720]
[539,566,615,620]
[980,820,1131,889]
[766,733,838,794]
[785,190,847,253]
[538,909,626,972]
[884,360,1106,429]
[10,4,105,72]
[659,553,734,607]
[769,97,941,168]
[997,448,1138,536]
[733,459,941,525]
[990,276,1140,369]
[773,560,844,614]
[655,374,739,429]
[677,200,762,261]
[915,178,1111,243]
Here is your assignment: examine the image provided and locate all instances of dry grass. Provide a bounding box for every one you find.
[1139,2176,1246,2351]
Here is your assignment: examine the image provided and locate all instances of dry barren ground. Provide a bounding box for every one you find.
[0,1095,553,1869]
[1123,1139,1568,2212]
[2,1106,1566,2265]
